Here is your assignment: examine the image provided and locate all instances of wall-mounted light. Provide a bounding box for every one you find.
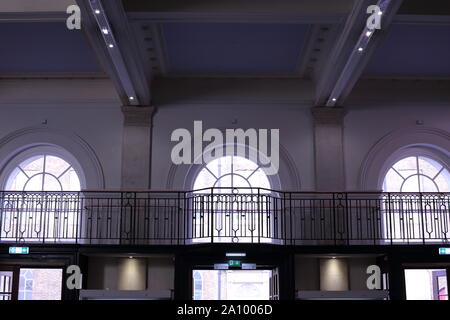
[226,252,246,257]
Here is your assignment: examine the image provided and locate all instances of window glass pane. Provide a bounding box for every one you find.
[43,174,62,191]
[59,169,81,191]
[7,169,28,191]
[23,174,43,191]
[44,156,70,177]
[206,156,232,177]
[21,156,44,176]
[195,155,272,192]
[418,157,442,178]
[6,154,81,192]
[384,156,450,192]
[233,157,258,179]
[383,168,404,192]
[419,175,438,192]
[18,268,63,300]
[193,169,216,190]
[435,173,450,192]
[401,176,421,192]
[393,156,417,178]
[248,169,271,191]
[405,269,447,300]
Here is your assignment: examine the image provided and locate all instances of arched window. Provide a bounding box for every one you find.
[382,155,450,242]
[383,156,450,192]
[191,156,277,243]
[1,149,83,243]
[193,155,271,193]
[6,154,81,192]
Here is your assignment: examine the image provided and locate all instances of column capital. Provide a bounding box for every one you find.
[311,107,346,125]
[121,105,155,127]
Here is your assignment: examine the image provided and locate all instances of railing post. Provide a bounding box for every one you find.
[332,193,337,246]
[289,192,293,245]
[419,192,425,245]
[345,193,350,245]
[257,188,261,244]
[210,188,214,244]
[387,193,393,245]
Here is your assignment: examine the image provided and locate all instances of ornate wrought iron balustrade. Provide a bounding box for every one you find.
[0,189,448,245]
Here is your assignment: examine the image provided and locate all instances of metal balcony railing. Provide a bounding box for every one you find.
[0,188,449,245]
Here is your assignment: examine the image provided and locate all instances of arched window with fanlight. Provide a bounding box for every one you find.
[190,155,278,243]
[193,155,271,193]
[382,155,450,242]
[1,149,83,243]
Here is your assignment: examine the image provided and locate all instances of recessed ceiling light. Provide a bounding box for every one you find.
[94,9,101,15]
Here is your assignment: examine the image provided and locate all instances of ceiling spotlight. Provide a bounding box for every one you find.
[94,9,101,15]
[102,28,109,35]
[366,31,372,37]
[108,44,114,48]
[358,47,364,52]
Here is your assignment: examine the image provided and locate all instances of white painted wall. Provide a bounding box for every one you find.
[87,256,175,290]
[0,79,123,189]
[0,77,448,193]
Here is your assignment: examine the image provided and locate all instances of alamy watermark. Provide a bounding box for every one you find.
[171,121,280,175]
[367,5,383,30]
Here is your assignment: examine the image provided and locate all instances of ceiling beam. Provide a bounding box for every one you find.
[126,12,346,24]
[123,0,354,15]
[77,0,152,106]
[314,0,403,107]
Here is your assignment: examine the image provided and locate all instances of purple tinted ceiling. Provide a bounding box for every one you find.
[162,23,309,73]
[0,22,101,73]
[365,24,450,76]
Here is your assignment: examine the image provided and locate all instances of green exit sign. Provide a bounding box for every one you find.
[228,260,241,267]
[9,247,29,255]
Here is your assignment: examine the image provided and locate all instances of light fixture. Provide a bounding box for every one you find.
[378,11,383,15]
[226,252,246,257]
[366,31,372,37]
[331,98,337,102]
[129,256,133,259]
[358,47,364,52]
[108,44,114,48]
[129,96,135,101]
[94,9,100,15]
[102,28,109,35]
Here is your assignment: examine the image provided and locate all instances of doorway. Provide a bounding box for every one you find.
[0,266,63,300]
[404,268,448,300]
[192,268,279,300]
